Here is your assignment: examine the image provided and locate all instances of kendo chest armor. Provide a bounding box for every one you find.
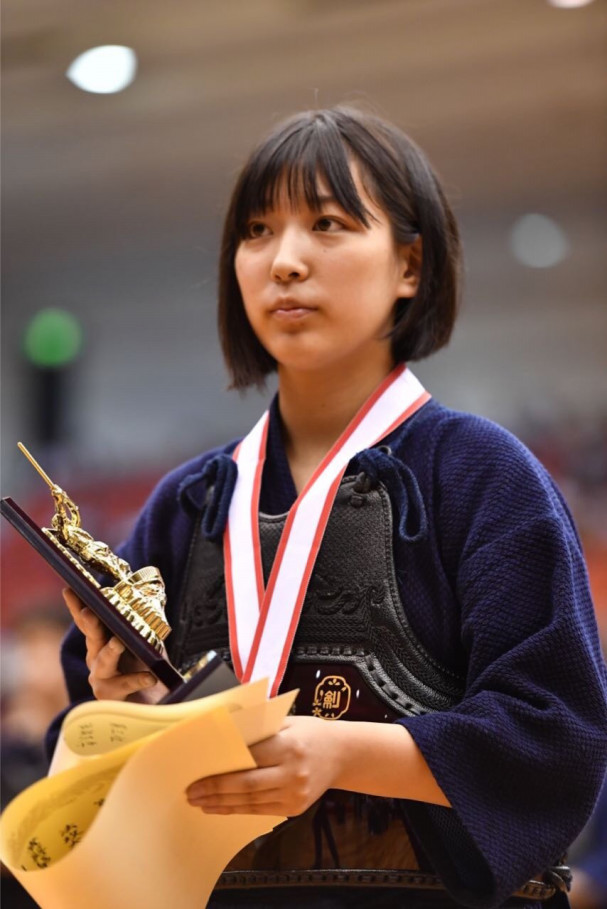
[170,473,463,718]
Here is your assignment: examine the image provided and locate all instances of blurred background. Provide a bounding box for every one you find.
[1,0,606,904]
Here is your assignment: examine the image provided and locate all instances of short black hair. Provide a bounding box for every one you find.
[218,105,462,389]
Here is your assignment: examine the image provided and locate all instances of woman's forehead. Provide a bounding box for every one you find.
[260,164,336,207]
[268,171,335,209]
[242,158,374,223]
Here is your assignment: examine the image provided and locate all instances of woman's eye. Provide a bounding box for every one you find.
[246,222,269,238]
[314,216,342,232]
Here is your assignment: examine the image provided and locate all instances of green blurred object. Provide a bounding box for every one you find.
[23,309,83,368]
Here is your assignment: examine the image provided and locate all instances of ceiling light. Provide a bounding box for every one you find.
[510,214,569,268]
[66,45,137,94]
[547,0,596,8]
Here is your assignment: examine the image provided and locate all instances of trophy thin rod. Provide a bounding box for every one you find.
[17,442,57,490]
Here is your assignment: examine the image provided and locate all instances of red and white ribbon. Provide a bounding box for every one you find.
[224,365,430,696]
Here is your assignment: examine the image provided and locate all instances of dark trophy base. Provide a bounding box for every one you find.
[1,497,236,703]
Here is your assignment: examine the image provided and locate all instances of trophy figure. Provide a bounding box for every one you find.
[1,444,236,703]
[19,443,171,653]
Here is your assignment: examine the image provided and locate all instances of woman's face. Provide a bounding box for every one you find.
[234,164,420,380]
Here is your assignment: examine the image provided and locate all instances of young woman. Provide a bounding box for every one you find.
[51,107,607,909]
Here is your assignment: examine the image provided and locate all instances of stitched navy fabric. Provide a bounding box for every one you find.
[48,398,607,908]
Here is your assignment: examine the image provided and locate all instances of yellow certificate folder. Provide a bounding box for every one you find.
[0,680,296,909]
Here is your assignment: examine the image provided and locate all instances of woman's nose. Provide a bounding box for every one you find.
[271,228,310,283]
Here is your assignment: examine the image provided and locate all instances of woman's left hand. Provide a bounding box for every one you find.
[185,715,340,817]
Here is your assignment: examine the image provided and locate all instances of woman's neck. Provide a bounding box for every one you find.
[277,357,395,493]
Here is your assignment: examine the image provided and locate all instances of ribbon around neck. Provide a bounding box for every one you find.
[224,364,431,697]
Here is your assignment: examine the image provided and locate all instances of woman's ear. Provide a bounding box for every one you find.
[396,236,422,299]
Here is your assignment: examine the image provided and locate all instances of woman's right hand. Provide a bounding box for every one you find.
[62,588,165,703]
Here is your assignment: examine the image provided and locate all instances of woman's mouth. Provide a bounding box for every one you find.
[270,300,317,320]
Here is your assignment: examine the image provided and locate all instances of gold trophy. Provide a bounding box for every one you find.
[1,444,236,702]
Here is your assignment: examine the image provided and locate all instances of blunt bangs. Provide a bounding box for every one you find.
[233,116,372,237]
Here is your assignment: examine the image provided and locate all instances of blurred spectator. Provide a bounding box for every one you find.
[1,607,70,908]
[521,413,607,547]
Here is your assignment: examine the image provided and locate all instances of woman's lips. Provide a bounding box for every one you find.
[270,300,317,321]
[271,306,314,320]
